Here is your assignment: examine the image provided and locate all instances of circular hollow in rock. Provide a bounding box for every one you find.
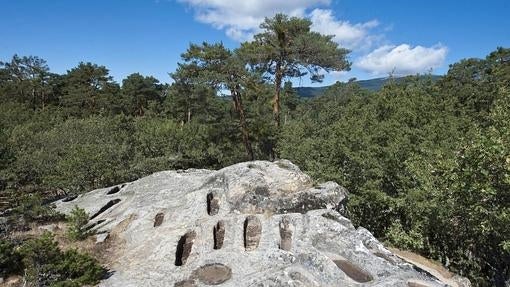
[194,263,232,285]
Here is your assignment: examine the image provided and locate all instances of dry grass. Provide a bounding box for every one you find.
[388,247,462,287]
[1,218,131,286]
[6,216,136,268]
[0,275,23,287]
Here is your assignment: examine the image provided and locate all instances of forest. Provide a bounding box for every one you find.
[0,14,509,286]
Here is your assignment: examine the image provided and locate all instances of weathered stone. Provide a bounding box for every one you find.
[407,279,438,287]
[174,279,196,287]
[452,275,472,287]
[213,221,225,250]
[54,160,468,287]
[96,232,109,243]
[279,217,292,251]
[244,215,261,251]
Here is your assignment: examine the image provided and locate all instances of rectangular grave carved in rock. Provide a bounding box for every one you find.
[154,213,164,227]
[106,186,121,195]
[207,192,219,216]
[333,259,373,283]
[175,231,196,266]
[90,199,121,220]
[213,221,225,249]
[83,219,105,232]
[244,215,261,251]
[279,217,292,251]
[62,195,78,202]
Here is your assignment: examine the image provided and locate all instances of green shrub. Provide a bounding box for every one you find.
[385,221,425,250]
[66,206,89,241]
[52,249,106,286]
[13,193,63,223]
[18,232,105,286]
[18,232,62,285]
[0,239,22,277]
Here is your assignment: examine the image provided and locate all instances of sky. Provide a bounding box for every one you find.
[1,0,509,86]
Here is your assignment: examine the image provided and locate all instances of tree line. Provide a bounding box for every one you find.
[0,13,509,286]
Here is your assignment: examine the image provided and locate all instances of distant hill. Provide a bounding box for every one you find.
[293,86,329,98]
[294,75,442,98]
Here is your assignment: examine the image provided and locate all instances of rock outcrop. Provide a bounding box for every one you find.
[55,160,465,287]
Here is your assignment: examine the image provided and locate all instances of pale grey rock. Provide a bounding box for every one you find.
[55,160,458,287]
[453,276,471,287]
[96,232,109,243]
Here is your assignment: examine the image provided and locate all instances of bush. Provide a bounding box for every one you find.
[18,232,105,286]
[52,249,106,286]
[385,221,425,251]
[66,206,89,241]
[13,193,63,223]
[0,239,22,277]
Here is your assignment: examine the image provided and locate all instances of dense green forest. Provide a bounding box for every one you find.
[0,14,509,286]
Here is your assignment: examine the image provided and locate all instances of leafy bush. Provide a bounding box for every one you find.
[66,206,89,241]
[385,221,425,251]
[18,232,105,286]
[18,232,61,284]
[0,239,22,277]
[49,249,106,287]
[13,193,63,223]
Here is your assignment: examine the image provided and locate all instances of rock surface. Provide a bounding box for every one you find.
[55,160,463,287]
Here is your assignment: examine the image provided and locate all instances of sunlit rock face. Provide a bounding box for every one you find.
[56,160,452,287]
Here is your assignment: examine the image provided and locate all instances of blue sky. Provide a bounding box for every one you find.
[1,0,509,86]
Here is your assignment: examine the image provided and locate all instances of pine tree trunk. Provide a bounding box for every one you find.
[232,87,254,161]
[273,62,283,128]
[32,88,36,110]
[137,105,144,117]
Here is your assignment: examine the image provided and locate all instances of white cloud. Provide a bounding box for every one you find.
[178,1,381,50]
[309,9,379,50]
[355,44,448,76]
[178,1,448,78]
[179,0,330,41]
[178,0,380,48]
